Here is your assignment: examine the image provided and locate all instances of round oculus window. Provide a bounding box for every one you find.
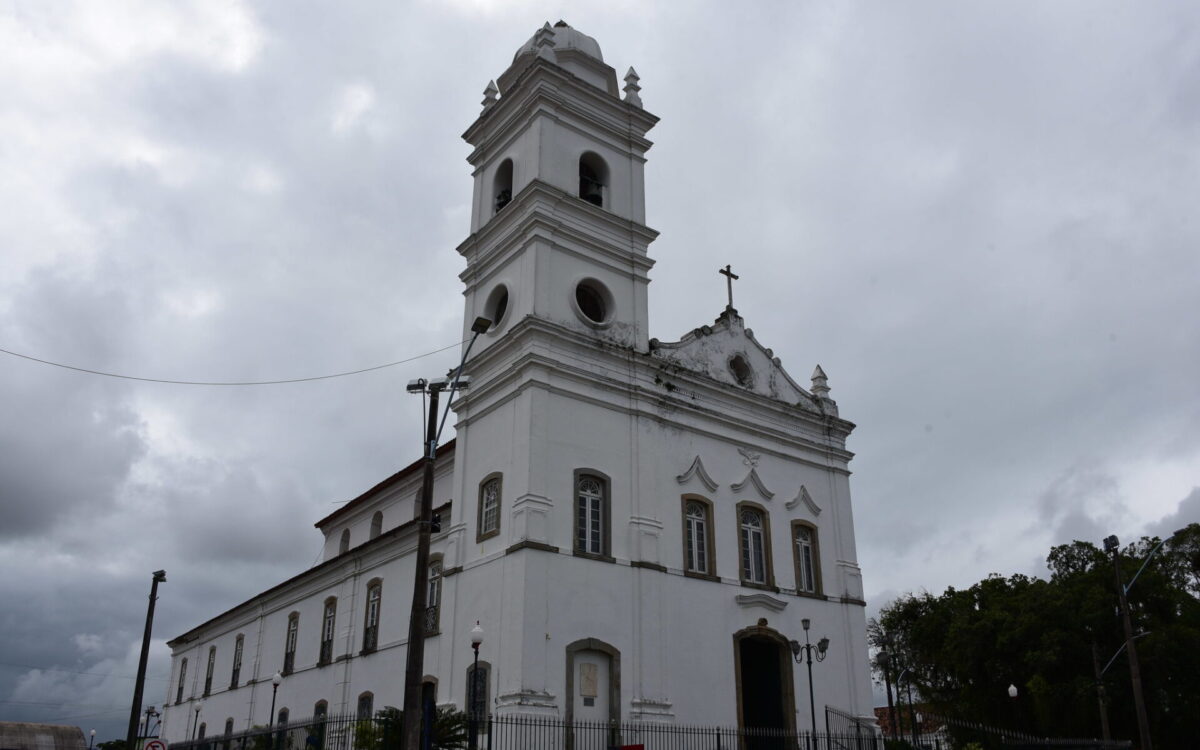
[729,354,754,387]
[575,282,607,324]
[484,284,509,330]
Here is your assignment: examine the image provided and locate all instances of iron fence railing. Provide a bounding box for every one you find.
[171,712,883,750]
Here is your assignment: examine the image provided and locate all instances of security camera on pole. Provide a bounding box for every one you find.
[401,317,491,750]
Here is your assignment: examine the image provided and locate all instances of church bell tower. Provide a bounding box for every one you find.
[457,20,659,355]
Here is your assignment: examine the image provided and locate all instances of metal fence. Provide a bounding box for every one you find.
[485,714,883,750]
[171,712,884,750]
[171,712,401,750]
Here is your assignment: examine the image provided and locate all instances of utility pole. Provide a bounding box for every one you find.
[1105,535,1152,750]
[400,383,441,750]
[127,570,166,750]
[401,317,490,750]
[1090,640,1112,741]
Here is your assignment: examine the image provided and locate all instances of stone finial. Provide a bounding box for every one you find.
[811,365,830,398]
[481,80,499,112]
[534,22,557,62]
[623,67,643,108]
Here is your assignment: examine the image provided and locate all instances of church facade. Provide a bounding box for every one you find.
[161,22,872,742]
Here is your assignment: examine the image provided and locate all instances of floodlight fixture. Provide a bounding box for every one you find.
[1103,535,1119,553]
[453,376,473,391]
[471,316,492,334]
[406,379,427,393]
[153,570,166,582]
[427,376,449,391]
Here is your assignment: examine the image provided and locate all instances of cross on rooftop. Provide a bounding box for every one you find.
[719,264,739,310]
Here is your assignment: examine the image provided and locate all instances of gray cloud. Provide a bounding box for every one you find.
[2,0,1200,735]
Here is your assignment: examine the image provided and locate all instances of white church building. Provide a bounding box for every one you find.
[161,21,873,742]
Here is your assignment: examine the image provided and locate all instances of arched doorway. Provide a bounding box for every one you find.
[733,623,797,747]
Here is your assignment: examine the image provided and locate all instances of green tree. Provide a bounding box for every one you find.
[875,524,1200,748]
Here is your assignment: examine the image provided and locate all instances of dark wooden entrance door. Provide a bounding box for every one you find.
[739,636,788,749]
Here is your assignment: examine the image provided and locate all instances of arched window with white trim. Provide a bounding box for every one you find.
[737,503,774,587]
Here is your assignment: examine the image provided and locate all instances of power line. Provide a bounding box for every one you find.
[0,662,169,681]
[0,339,467,386]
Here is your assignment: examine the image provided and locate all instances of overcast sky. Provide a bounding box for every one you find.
[2,0,1198,739]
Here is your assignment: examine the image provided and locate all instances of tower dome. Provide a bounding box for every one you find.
[513,20,604,62]
[500,20,618,96]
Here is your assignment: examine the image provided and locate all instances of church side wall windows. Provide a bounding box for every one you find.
[493,159,513,213]
[425,559,442,635]
[319,597,337,665]
[578,152,608,208]
[791,521,822,596]
[477,473,502,542]
[197,723,206,740]
[362,579,382,653]
[357,692,374,720]
[681,496,717,578]
[369,511,383,540]
[223,718,234,737]
[736,502,775,589]
[573,470,611,559]
[203,645,215,696]
[283,612,299,675]
[466,660,491,721]
[339,529,350,555]
[230,634,243,689]
[175,658,187,704]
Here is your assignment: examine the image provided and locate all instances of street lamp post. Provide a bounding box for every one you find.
[468,622,484,750]
[789,618,829,748]
[900,669,917,748]
[400,316,491,750]
[192,700,204,741]
[126,570,166,750]
[876,650,898,742]
[269,672,282,749]
[1104,534,1153,750]
[89,729,95,750]
[1007,684,1019,738]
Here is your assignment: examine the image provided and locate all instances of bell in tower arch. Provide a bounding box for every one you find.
[578,152,607,208]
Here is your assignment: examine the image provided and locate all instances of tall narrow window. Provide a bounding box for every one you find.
[684,500,712,575]
[578,152,607,208]
[737,505,772,586]
[230,635,243,689]
[363,580,381,653]
[320,598,337,665]
[369,511,383,540]
[477,474,501,542]
[176,658,187,704]
[283,612,299,674]
[466,662,490,721]
[224,719,234,736]
[314,701,328,720]
[339,529,350,554]
[198,723,206,740]
[425,559,442,635]
[575,474,607,556]
[203,646,216,696]
[792,522,821,595]
[493,159,513,213]
[357,692,374,720]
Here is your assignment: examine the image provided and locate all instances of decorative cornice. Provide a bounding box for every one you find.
[676,455,718,492]
[784,485,821,516]
[735,593,788,612]
[731,467,774,501]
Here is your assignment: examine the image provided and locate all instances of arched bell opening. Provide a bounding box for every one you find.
[578,152,608,208]
[493,159,514,213]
